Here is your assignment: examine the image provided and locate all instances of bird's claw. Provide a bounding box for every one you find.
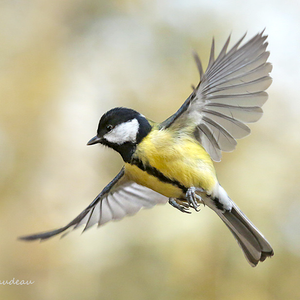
[169,187,205,213]
[169,198,191,214]
[186,187,205,212]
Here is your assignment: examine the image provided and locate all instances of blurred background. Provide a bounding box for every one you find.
[1,0,300,299]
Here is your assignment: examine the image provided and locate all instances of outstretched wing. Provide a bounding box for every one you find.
[160,31,272,161]
[19,168,168,241]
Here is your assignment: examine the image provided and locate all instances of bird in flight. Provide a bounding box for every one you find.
[20,31,274,267]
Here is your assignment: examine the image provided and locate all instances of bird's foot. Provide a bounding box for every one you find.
[186,187,205,212]
[169,198,191,214]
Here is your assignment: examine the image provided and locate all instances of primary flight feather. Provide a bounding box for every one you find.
[20,31,274,267]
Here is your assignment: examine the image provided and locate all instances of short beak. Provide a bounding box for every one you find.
[87,136,102,146]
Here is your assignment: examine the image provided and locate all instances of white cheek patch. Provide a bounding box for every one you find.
[104,118,139,145]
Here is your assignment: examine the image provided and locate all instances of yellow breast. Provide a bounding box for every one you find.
[125,128,218,198]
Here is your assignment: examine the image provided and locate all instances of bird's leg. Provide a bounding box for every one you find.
[186,187,205,212]
[169,198,191,214]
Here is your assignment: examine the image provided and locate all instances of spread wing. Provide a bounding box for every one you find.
[19,168,168,241]
[160,31,272,161]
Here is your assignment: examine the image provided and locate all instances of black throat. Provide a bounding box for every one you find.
[106,141,137,163]
[101,115,152,163]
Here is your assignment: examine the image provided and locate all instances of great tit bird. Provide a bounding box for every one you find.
[20,31,274,267]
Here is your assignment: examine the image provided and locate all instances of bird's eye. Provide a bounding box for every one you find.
[106,124,113,132]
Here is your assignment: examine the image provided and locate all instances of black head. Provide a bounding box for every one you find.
[87,107,152,162]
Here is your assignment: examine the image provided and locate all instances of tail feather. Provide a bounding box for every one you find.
[206,186,274,267]
[218,204,274,266]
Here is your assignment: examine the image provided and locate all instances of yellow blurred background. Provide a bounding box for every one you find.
[1,0,300,299]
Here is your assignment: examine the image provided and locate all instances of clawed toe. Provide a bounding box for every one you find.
[169,198,191,214]
[186,187,205,211]
[168,187,205,214]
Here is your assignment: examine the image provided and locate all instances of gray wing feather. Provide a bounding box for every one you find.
[162,31,272,161]
[19,168,168,241]
[195,123,222,161]
[207,91,268,107]
[82,182,167,231]
[202,115,238,152]
[205,104,263,123]
[203,111,250,139]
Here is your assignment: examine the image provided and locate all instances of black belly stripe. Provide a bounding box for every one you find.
[130,157,188,193]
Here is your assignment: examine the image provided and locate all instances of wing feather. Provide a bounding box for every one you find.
[206,37,215,70]
[162,31,272,161]
[210,63,272,90]
[19,168,168,241]
[205,104,263,123]
[85,203,101,230]
[195,123,221,161]
[207,91,268,107]
[202,116,237,151]
[203,110,251,139]
[99,198,113,226]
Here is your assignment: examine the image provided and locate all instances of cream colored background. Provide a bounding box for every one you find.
[1,0,299,299]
